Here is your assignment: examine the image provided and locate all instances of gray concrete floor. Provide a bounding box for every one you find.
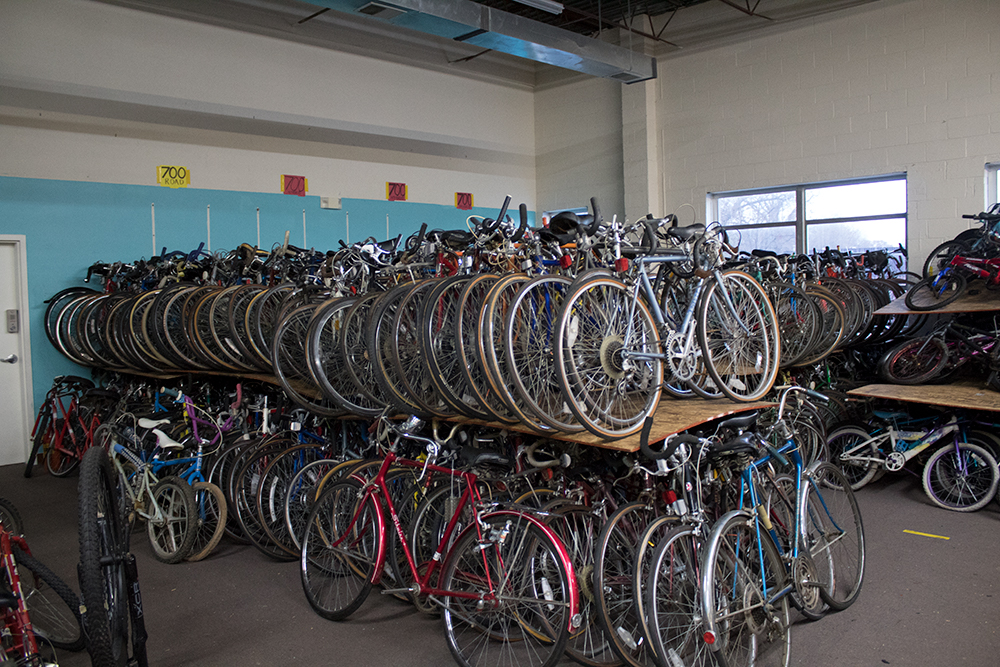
[2,463,998,666]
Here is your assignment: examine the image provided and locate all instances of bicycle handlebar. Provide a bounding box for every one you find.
[638,415,698,461]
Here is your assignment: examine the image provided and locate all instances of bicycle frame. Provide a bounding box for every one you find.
[336,448,580,629]
[1,526,43,664]
[839,416,960,472]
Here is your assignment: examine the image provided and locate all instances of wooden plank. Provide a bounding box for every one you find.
[541,398,775,452]
[847,382,1000,412]
[876,287,1000,315]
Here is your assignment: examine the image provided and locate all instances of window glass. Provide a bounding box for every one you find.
[717,191,796,226]
[805,180,906,220]
[806,218,906,254]
[727,226,797,255]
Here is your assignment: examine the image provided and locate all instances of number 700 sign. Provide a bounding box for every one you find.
[157,165,190,188]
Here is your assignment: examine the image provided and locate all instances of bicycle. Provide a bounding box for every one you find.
[699,386,866,667]
[77,446,148,667]
[827,409,999,511]
[878,318,1000,385]
[2,497,84,666]
[299,415,580,667]
[24,376,96,478]
[554,221,780,439]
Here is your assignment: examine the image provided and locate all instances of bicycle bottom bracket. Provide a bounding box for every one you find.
[886,451,906,472]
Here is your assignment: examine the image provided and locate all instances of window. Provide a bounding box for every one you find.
[709,174,907,257]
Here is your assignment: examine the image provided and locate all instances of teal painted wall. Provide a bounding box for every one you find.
[0,176,531,410]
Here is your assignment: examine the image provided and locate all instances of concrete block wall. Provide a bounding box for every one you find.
[654,0,1000,264]
[534,74,626,218]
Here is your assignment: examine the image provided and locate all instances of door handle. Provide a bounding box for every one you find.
[1,354,17,364]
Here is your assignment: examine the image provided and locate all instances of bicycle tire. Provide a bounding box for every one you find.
[146,475,198,564]
[440,510,575,667]
[645,525,712,667]
[921,441,999,512]
[339,291,391,411]
[825,424,881,491]
[300,479,381,621]
[794,285,846,366]
[554,276,662,440]
[905,273,967,311]
[548,504,621,667]
[306,296,381,418]
[921,240,970,278]
[77,447,130,667]
[272,304,344,417]
[698,271,780,402]
[11,546,85,651]
[24,404,54,479]
[803,462,866,610]
[592,501,659,667]
[392,279,453,417]
[879,336,950,384]
[701,511,791,667]
[186,481,227,562]
[504,274,584,434]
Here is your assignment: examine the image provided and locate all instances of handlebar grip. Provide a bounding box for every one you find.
[586,197,603,235]
[639,417,696,461]
[962,214,976,219]
[764,443,790,467]
[805,388,829,402]
[513,204,528,242]
[159,387,181,399]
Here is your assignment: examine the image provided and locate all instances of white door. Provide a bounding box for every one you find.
[0,238,33,466]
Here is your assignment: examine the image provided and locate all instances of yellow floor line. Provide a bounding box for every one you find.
[903,529,950,540]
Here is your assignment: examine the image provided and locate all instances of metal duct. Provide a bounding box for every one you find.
[309,0,657,83]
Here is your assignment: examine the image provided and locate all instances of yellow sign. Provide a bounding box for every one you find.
[157,165,190,189]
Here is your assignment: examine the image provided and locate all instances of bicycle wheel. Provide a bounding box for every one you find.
[45,422,85,478]
[146,475,198,564]
[698,271,780,402]
[921,442,999,512]
[921,240,970,278]
[592,501,658,667]
[10,546,84,651]
[186,481,227,562]
[77,447,130,667]
[504,275,584,434]
[548,505,620,667]
[772,282,821,368]
[554,276,663,440]
[631,514,680,661]
[645,525,713,667]
[300,479,381,621]
[825,425,880,491]
[0,497,24,535]
[904,274,967,311]
[440,510,575,667]
[802,463,866,611]
[878,336,949,384]
[701,511,791,667]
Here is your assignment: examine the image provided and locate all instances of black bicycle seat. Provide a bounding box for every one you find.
[710,432,759,459]
[716,411,759,432]
[666,224,705,242]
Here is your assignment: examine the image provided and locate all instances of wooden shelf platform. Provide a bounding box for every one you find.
[847,382,1000,412]
[876,287,1000,315]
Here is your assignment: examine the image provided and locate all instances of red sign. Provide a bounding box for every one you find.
[282,175,307,197]
[387,182,407,201]
[456,192,473,210]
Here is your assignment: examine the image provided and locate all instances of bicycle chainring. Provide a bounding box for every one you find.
[885,451,906,472]
[792,555,823,615]
[665,332,695,381]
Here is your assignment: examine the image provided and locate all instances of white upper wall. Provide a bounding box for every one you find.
[656,0,1000,262]
[0,0,537,206]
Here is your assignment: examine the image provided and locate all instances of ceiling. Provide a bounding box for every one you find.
[95,0,888,86]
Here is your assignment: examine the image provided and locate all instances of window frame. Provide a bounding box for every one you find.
[708,173,907,255]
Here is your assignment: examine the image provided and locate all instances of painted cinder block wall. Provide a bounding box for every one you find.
[652,0,1000,265]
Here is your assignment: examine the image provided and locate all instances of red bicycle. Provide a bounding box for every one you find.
[299,416,580,667]
[1,497,84,666]
[905,253,1000,311]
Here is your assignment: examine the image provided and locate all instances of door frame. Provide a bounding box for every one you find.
[0,235,35,462]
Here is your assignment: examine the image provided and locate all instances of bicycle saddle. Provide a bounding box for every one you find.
[709,432,759,459]
[138,417,171,429]
[459,445,510,468]
[151,428,184,450]
[666,224,705,242]
[534,227,576,246]
[715,411,759,432]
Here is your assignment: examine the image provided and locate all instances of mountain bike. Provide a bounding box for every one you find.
[77,447,148,667]
[299,415,580,667]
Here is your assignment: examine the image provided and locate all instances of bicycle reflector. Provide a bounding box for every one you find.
[615,257,630,272]
[560,254,573,269]
[703,631,717,645]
